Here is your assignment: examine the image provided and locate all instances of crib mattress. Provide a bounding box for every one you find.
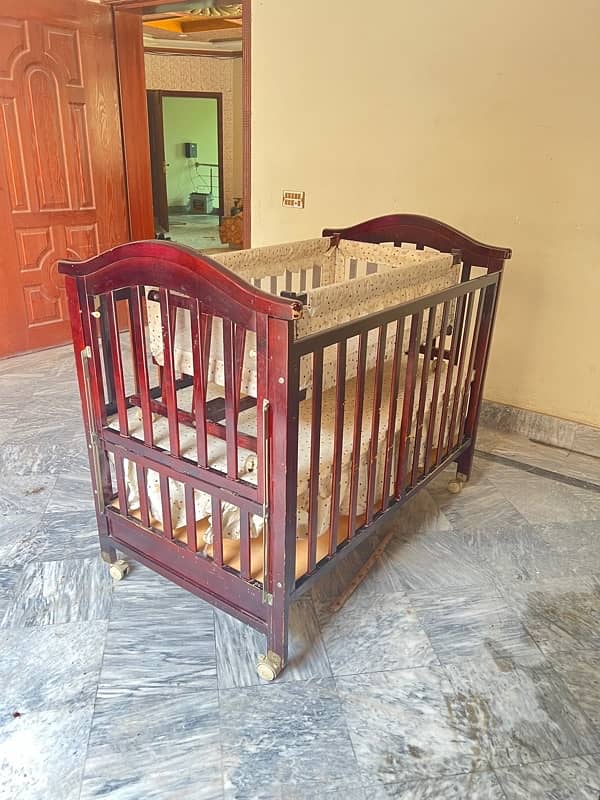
[110,354,458,544]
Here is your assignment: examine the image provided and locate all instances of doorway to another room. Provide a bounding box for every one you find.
[147,90,233,252]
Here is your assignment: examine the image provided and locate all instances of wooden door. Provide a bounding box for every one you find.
[146,90,169,233]
[0,0,130,357]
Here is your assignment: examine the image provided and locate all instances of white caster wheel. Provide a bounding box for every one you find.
[447,479,463,494]
[109,559,130,581]
[256,651,283,681]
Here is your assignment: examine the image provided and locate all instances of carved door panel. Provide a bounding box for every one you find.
[0,1,130,357]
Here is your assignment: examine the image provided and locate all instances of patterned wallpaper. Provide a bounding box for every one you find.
[145,54,240,215]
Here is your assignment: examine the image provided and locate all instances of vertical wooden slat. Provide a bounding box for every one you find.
[234,324,247,400]
[211,496,224,567]
[410,306,436,486]
[129,288,153,446]
[201,313,213,390]
[190,298,208,467]
[423,301,450,471]
[365,324,387,523]
[239,510,251,580]
[348,332,368,538]
[159,474,173,539]
[381,318,405,510]
[307,349,323,572]
[104,293,129,435]
[158,289,180,457]
[136,464,150,527]
[328,339,347,556]
[394,312,422,496]
[114,455,127,515]
[457,288,485,444]
[447,291,475,450]
[185,484,197,552]
[436,294,466,464]
[222,318,239,480]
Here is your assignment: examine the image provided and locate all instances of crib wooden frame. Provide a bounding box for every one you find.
[59,214,511,680]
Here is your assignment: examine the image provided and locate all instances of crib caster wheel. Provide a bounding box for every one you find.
[447,472,468,494]
[109,560,130,581]
[256,651,283,681]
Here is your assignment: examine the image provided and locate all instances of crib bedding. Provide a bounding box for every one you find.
[146,238,460,398]
[111,354,457,546]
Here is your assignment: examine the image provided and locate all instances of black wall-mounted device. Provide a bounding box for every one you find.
[184,142,198,158]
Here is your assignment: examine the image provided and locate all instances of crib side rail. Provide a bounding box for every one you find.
[291,270,501,590]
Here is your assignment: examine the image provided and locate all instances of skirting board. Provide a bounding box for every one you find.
[480,400,600,458]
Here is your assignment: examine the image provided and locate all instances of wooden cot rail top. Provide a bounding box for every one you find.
[323,214,512,267]
[57,240,303,322]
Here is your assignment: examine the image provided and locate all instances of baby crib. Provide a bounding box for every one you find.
[59,214,511,680]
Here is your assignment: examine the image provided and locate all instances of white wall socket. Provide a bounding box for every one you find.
[282,190,305,208]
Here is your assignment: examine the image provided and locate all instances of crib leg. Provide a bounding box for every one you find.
[447,446,473,494]
[100,544,118,565]
[257,606,288,681]
[100,542,130,581]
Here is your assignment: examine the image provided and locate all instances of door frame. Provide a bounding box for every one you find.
[110,1,251,246]
[148,89,225,225]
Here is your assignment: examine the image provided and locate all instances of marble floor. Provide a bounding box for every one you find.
[166,213,231,252]
[1,343,600,799]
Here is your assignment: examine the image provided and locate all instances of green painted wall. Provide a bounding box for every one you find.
[162,96,220,210]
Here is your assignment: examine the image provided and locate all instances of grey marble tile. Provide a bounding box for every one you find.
[363,771,506,799]
[496,754,600,799]
[0,566,21,622]
[485,461,600,524]
[81,691,222,800]
[498,576,600,654]
[562,450,600,484]
[216,597,330,689]
[0,620,107,717]
[458,525,573,585]
[547,650,600,726]
[43,471,94,515]
[33,511,100,562]
[0,436,87,477]
[533,520,600,575]
[391,489,452,536]
[0,473,56,516]
[486,430,571,472]
[479,401,578,451]
[0,511,47,567]
[2,557,113,627]
[101,563,217,696]
[220,679,360,796]
[317,592,437,676]
[444,657,600,768]
[336,667,487,784]
[573,424,600,459]
[409,586,543,667]
[0,704,94,800]
[428,465,529,533]
[380,530,496,593]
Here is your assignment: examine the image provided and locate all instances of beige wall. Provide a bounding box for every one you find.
[251,0,600,428]
[145,53,241,216]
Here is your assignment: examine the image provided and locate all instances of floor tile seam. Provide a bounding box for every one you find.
[306,591,337,681]
[475,449,600,494]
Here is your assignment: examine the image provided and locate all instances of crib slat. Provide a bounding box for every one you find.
[381,318,405,510]
[222,318,239,480]
[234,324,247,400]
[159,474,173,539]
[436,294,466,464]
[239,511,251,581]
[105,293,129,435]
[185,483,197,552]
[366,324,387,523]
[308,349,324,572]
[348,332,368,538]
[211,496,224,567]
[394,312,422,496]
[328,339,347,556]
[447,291,475,452]
[114,455,127,516]
[456,288,485,445]
[424,301,450,470]
[159,289,180,458]
[201,313,213,390]
[136,464,150,527]
[190,299,208,468]
[410,306,436,486]
[129,288,153,447]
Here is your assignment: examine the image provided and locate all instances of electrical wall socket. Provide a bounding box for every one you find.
[282,190,305,208]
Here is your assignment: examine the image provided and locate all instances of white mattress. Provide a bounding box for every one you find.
[110,354,462,544]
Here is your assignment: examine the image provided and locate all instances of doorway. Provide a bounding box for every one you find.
[147,90,227,251]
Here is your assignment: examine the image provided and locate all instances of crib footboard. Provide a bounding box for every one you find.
[59,242,302,679]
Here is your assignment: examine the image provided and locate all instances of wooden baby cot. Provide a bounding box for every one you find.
[59,214,511,680]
